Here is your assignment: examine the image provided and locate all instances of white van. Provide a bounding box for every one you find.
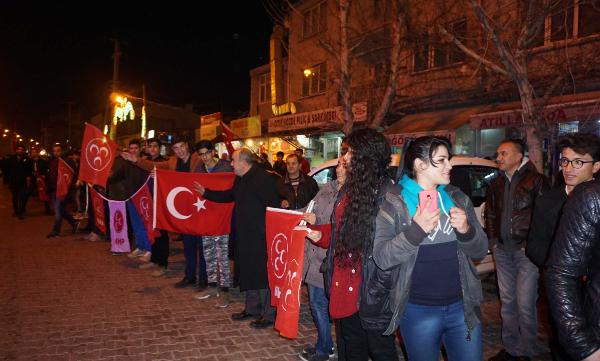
[308,156,498,275]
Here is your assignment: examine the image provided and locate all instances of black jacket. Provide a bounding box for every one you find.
[203,164,280,291]
[276,172,319,210]
[107,157,149,200]
[485,160,548,250]
[526,186,568,267]
[6,154,33,190]
[545,180,600,360]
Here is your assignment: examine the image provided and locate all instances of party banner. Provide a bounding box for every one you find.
[79,123,118,188]
[130,184,159,243]
[89,186,107,234]
[56,158,74,201]
[108,200,130,253]
[265,207,306,339]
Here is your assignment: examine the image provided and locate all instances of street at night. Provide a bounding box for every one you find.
[0,186,554,361]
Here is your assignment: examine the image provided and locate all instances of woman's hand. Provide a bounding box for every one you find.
[192,181,205,196]
[413,201,440,233]
[450,207,470,234]
[302,212,316,225]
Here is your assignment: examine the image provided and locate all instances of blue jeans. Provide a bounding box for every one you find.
[182,234,207,283]
[493,247,539,357]
[308,285,333,356]
[51,193,76,234]
[399,300,483,361]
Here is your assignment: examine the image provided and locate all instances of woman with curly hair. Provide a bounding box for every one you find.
[305,128,399,361]
[369,136,488,361]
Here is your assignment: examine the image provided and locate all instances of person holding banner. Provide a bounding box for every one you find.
[29,146,51,214]
[193,148,280,329]
[193,139,234,308]
[305,129,399,361]
[299,162,346,361]
[138,138,170,277]
[121,136,206,289]
[46,143,79,238]
[371,136,488,361]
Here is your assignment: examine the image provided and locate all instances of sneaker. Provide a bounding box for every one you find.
[307,354,330,361]
[139,262,158,270]
[87,233,101,242]
[195,287,218,300]
[152,267,167,277]
[299,347,316,361]
[128,248,144,258]
[214,292,230,308]
[139,251,152,262]
[46,232,60,238]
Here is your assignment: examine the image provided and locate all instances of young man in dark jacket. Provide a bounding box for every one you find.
[527,134,600,361]
[276,153,319,210]
[545,179,600,361]
[485,139,549,361]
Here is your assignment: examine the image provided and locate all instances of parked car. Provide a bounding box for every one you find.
[308,155,499,275]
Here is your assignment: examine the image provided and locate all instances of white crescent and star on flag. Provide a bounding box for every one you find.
[165,186,208,220]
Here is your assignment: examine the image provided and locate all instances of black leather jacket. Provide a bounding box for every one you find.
[545,180,600,360]
[485,161,548,249]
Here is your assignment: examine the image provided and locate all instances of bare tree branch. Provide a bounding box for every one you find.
[438,26,511,77]
[318,38,341,62]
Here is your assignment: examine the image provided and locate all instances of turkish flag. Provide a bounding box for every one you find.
[36,176,49,201]
[108,200,130,253]
[79,123,118,188]
[220,120,236,156]
[56,158,74,201]
[265,207,307,339]
[130,183,159,244]
[154,169,235,236]
[89,186,107,234]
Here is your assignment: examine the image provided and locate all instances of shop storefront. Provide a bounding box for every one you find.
[267,102,367,167]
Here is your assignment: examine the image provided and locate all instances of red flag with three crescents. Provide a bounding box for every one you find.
[154,169,235,236]
[265,207,307,339]
[56,158,73,201]
[79,123,118,188]
[130,183,159,244]
[89,186,107,234]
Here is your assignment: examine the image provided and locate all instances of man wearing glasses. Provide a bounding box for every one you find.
[528,133,600,361]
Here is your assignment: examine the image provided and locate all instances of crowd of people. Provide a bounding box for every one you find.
[2,129,599,361]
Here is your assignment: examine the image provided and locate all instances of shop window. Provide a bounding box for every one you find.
[259,73,271,104]
[303,1,327,39]
[480,128,505,158]
[302,63,327,97]
[413,18,467,71]
[454,124,475,156]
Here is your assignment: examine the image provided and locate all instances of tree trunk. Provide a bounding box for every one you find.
[370,0,403,129]
[515,77,544,173]
[339,0,353,135]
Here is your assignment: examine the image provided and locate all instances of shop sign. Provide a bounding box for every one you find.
[200,112,222,127]
[196,124,218,141]
[470,100,600,129]
[269,102,367,133]
[386,130,456,147]
[231,116,261,138]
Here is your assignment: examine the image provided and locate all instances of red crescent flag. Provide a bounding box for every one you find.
[89,187,107,234]
[130,183,159,244]
[79,123,118,188]
[56,158,73,201]
[265,207,306,339]
[220,120,236,156]
[154,169,235,236]
[36,176,49,201]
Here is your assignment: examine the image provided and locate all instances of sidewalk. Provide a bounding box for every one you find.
[0,184,552,360]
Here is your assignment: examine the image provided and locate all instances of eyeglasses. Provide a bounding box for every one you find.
[198,150,212,156]
[559,157,596,169]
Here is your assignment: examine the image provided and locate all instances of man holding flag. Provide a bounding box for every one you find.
[193,148,280,329]
[46,143,79,238]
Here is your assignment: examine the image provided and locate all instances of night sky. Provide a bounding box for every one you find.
[0,2,274,141]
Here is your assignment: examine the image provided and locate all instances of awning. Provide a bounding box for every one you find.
[384,105,490,147]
